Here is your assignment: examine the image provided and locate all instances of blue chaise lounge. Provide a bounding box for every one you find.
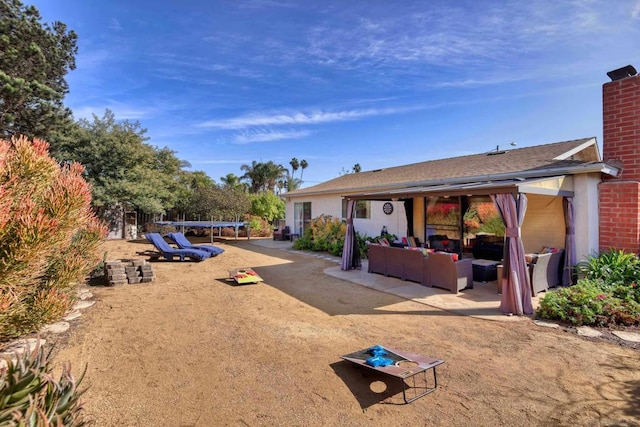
[145,233,211,261]
[166,232,225,256]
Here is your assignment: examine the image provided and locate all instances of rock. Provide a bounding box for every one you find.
[72,300,95,310]
[576,326,603,338]
[534,320,560,328]
[41,321,70,334]
[0,338,46,362]
[79,291,93,300]
[63,311,82,321]
[611,330,640,343]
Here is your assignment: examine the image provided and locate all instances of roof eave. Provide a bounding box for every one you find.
[286,162,619,199]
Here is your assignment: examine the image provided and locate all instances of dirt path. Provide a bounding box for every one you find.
[50,238,640,426]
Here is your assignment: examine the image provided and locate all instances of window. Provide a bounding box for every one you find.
[342,200,371,219]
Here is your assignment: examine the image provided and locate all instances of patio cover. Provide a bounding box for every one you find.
[339,176,571,316]
[341,176,574,200]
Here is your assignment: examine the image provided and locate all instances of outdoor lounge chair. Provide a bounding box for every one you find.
[166,232,225,256]
[145,233,211,261]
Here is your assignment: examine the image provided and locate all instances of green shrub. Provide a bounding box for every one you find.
[576,249,640,289]
[537,279,640,327]
[291,218,381,259]
[0,136,107,341]
[537,279,607,326]
[245,214,271,237]
[0,345,90,426]
[292,215,345,255]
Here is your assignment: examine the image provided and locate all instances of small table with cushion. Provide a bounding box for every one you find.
[341,346,444,404]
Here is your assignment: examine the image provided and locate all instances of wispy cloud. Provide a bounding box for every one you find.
[197,106,415,129]
[234,0,298,9]
[71,104,155,121]
[108,18,122,31]
[632,0,640,18]
[233,128,311,144]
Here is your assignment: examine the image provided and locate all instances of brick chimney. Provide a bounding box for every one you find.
[599,65,640,253]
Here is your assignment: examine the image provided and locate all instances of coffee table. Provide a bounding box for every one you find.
[341,346,444,404]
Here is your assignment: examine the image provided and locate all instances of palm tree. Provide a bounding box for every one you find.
[220,173,240,188]
[300,159,308,182]
[262,161,287,192]
[241,160,287,193]
[352,163,361,173]
[240,160,262,193]
[289,158,299,178]
[285,176,302,192]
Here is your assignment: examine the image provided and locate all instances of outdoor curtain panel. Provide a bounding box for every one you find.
[341,199,362,271]
[563,197,576,286]
[491,193,533,315]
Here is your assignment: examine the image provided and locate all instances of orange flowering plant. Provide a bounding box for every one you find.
[0,136,107,340]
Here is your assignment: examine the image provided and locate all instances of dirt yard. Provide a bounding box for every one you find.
[48,238,639,426]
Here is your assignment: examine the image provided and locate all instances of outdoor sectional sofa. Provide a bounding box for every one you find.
[367,244,473,293]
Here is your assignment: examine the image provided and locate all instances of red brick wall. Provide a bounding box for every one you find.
[602,74,640,181]
[599,181,640,253]
[600,72,640,252]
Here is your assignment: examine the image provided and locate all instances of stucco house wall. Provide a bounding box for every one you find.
[284,194,407,239]
[574,173,601,260]
[521,194,565,254]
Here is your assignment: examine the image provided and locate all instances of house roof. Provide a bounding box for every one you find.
[286,138,617,199]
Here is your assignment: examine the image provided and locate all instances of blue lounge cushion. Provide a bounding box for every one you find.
[145,233,211,261]
[166,232,225,256]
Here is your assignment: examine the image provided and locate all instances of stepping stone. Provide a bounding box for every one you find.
[576,326,603,338]
[63,311,82,321]
[611,331,640,343]
[78,291,93,300]
[41,321,70,334]
[72,300,95,310]
[534,320,560,328]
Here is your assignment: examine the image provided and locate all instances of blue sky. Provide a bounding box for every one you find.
[31,0,640,187]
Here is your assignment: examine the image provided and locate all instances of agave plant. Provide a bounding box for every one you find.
[0,345,90,426]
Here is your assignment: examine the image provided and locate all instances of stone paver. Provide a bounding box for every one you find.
[63,311,82,321]
[611,330,640,343]
[576,326,603,338]
[41,321,70,334]
[78,291,93,300]
[533,320,560,328]
[72,300,95,310]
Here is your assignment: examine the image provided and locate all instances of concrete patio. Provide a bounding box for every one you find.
[251,238,540,322]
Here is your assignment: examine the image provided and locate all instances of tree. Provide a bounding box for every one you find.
[285,175,301,192]
[0,0,78,140]
[250,191,285,222]
[240,160,287,193]
[300,159,308,182]
[289,157,299,177]
[352,163,361,173]
[220,172,247,191]
[190,185,250,221]
[53,109,189,214]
